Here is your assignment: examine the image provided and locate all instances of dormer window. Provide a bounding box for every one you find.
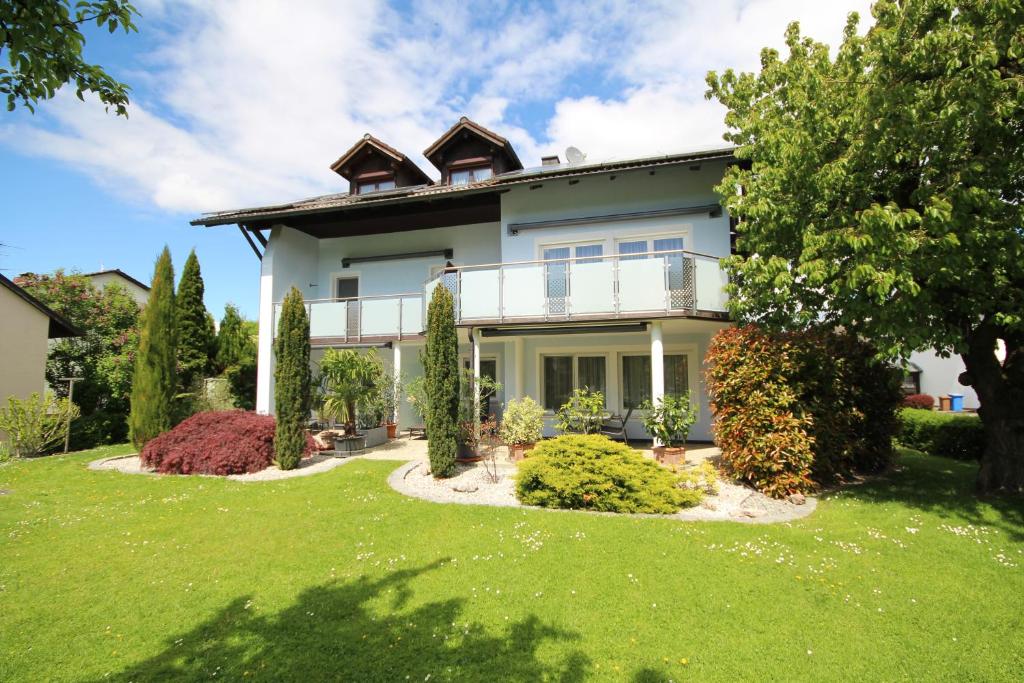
[449,164,493,186]
[356,175,396,194]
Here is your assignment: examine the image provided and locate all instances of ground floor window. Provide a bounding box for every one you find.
[541,354,607,410]
[621,354,689,409]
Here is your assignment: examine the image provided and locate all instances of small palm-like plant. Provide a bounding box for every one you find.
[317,348,384,435]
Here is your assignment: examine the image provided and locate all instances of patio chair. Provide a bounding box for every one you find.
[599,407,633,442]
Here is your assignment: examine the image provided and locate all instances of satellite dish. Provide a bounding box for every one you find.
[565,146,586,164]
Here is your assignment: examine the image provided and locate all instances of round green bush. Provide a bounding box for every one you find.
[514,435,701,514]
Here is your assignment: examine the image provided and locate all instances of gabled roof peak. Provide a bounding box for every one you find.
[423,116,523,173]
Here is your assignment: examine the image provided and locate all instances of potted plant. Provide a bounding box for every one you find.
[640,393,698,465]
[379,369,402,439]
[317,348,384,452]
[499,396,545,461]
[555,388,606,434]
[405,376,429,437]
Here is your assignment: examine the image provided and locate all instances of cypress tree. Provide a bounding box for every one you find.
[129,247,177,448]
[176,249,216,390]
[216,303,248,371]
[424,284,460,477]
[274,287,311,470]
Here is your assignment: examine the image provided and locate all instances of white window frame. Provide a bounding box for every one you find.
[618,348,696,413]
[539,352,609,412]
[333,274,360,301]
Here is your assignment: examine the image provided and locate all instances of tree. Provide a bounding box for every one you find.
[16,270,139,415]
[129,247,177,448]
[176,250,215,391]
[706,0,1023,494]
[0,0,139,116]
[316,348,385,435]
[216,304,257,409]
[424,284,460,477]
[273,287,310,470]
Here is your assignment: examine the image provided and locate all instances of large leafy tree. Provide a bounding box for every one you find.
[273,287,310,470]
[175,250,215,391]
[129,247,177,448]
[0,0,139,115]
[424,284,460,478]
[707,0,1023,494]
[16,270,139,415]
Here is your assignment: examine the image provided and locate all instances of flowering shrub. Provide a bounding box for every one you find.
[514,435,702,513]
[706,326,903,497]
[499,396,545,446]
[140,410,315,475]
[902,393,935,410]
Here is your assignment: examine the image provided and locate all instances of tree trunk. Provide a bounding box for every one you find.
[961,327,1024,495]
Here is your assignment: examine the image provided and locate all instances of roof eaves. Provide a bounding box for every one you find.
[82,268,151,291]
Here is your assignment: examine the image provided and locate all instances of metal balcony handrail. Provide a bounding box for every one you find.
[273,292,422,305]
[424,247,720,278]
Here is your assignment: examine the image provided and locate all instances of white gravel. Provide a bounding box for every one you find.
[88,453,357,481]
[388,460,817,524]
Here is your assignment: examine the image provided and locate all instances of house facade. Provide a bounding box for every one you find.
[193,118,734,441]
[82,269,151,307]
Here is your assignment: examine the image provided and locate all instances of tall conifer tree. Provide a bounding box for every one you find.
[129,247,177,448]
[176,250,215,390]
[274,287,311,470]
[424,285,460,477]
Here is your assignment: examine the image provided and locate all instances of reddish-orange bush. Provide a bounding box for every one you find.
[902,393,935,410]
[706,325,902,498]
[140,410,315,475]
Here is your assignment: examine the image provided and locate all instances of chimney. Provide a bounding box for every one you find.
[541,154,561,166]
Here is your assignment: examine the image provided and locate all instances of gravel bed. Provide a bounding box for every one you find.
[388,460,816,524]
[88,453,357,481]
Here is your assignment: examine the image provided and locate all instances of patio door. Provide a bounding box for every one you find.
[543,243,603,316]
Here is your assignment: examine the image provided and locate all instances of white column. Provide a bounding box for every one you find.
[392,341,402,425]
[472,328,481,441]
[255,234,276,415]
[514,336,525,400]
[650,321,665,446]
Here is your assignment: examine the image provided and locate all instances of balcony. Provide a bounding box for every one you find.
[426,248,728,325]
[273,293,423,342]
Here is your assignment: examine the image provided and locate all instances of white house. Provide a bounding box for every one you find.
[193,118,736,441]
[82,269,151,306]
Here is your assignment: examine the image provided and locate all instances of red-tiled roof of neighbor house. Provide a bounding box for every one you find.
[191,145,736,228]
[423,116,523,170]
[0,273,82,338]
[82,268,151,291]
[329,134,434,186]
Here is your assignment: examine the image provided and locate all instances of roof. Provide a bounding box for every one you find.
[329,134,434,186]
[0,273,82,338]
[82,268,150,291]
[192,145,736,228]
[423,116,523,171]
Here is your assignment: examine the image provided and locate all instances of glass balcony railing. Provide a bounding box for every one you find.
[424,248,728,324]
[273,293,423,340]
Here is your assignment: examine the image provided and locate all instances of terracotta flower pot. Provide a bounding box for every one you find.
[385,422,397,439]
[509,442,536,462]
[653,445,686,465]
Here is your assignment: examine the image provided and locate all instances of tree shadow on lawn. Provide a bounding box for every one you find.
[843,452,1024,542]
[90,559,590,682]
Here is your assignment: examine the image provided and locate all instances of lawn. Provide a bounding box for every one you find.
[1,447,1022,682]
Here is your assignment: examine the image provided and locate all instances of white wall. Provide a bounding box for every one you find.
[86,273,149,306]
[0,288,50,442]
[499,161,732,262]
[908,350,980,409]
[315,222,501,299]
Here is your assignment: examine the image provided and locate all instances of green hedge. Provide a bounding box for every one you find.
[898,408,985,461]
[514,435,702,514]
[68,410,129,452]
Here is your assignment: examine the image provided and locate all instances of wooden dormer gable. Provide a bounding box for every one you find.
[423,117,523,185]
[330,134,433,194]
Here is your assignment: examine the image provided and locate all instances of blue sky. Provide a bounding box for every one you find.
[0,0,869,320]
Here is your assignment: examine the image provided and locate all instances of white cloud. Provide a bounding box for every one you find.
[0,0,876,214]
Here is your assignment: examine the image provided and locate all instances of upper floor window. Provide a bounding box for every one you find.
[449,165,493,186]
[356,177,396,194]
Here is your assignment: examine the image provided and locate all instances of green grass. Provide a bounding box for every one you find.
[1,446,1022,682]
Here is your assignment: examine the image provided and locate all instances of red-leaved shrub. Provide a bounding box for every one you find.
[902,393,935,410]
[140,410,315,475]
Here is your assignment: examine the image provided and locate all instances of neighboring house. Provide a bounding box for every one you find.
[191,117,735,441]
[0,273,80,410]
[83,268,151,306]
